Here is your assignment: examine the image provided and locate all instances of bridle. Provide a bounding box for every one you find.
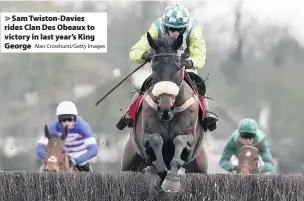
[153,52,180,58]
[43,139,70,172]
[153,52,181,65]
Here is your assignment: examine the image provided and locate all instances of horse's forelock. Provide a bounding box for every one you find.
[155,34,176,52]
[48,133,63,141]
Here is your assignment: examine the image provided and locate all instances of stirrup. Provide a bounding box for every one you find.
[116,116,133,130]
[203,111,218,132]
[116,118,128,130]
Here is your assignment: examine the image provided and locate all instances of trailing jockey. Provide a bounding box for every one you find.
[219,118,274,173]
[116,3,218,132]
[35,100,99,172]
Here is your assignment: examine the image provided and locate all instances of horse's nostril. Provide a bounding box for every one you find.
[157,106,161,112]
[44,168,58,172]
[170,105,175,111]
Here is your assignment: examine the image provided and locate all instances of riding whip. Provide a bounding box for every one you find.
[95,61,148,106]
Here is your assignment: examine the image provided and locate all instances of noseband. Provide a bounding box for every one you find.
[153,52,180,58]
[238,164,260,174]
[44,152,68,171]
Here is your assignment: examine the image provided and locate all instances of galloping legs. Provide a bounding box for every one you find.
[161,135,193,192]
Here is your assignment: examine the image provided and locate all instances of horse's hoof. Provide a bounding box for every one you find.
[143,166,157,174]
[161,178,181,193]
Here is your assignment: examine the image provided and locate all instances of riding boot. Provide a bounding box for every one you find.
[202,97,218,132]
[116,92,141,130]
[75,163,93,172]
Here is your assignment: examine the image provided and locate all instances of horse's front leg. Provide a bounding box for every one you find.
[143,133,167,177]
[161,134,193,192]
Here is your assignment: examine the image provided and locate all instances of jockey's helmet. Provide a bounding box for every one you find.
[162,3,190,30]
[56,101,78,116]
[238,118,257,137]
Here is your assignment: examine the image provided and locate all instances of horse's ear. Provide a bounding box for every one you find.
[147,32,158,50]
[61,126,68,141]
[44,124,51,139]
[171,33,183,50]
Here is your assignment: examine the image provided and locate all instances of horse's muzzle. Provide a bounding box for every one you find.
[44,169,59,172]
[157,94,176,121]
[157,105,175,121]
[44,167,60,172]
[157,105,175,113]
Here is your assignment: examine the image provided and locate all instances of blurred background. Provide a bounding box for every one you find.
[0,0,303,174]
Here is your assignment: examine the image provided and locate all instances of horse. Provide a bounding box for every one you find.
[121,32,208,192]
[43,125,79,172]
[236,141,263,174]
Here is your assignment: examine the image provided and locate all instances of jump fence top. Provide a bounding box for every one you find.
[0,172,302,201]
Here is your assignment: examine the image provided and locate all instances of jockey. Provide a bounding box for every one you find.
[219,118,274,173]
[35,100,98,172]
[116,3,218,131]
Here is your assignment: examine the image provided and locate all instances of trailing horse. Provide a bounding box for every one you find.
[43,125,79,172]
[235,141,263,174]
[121,32,208,192]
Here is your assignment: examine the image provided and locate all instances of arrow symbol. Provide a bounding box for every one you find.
[5,16,10,21]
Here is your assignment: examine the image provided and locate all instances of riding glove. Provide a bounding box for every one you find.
[142,50,155,62]
[181,58,193,69]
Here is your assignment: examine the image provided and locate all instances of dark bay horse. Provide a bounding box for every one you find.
[43,125,79,172]
[121,32,208,192]
[237,142,263,174]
